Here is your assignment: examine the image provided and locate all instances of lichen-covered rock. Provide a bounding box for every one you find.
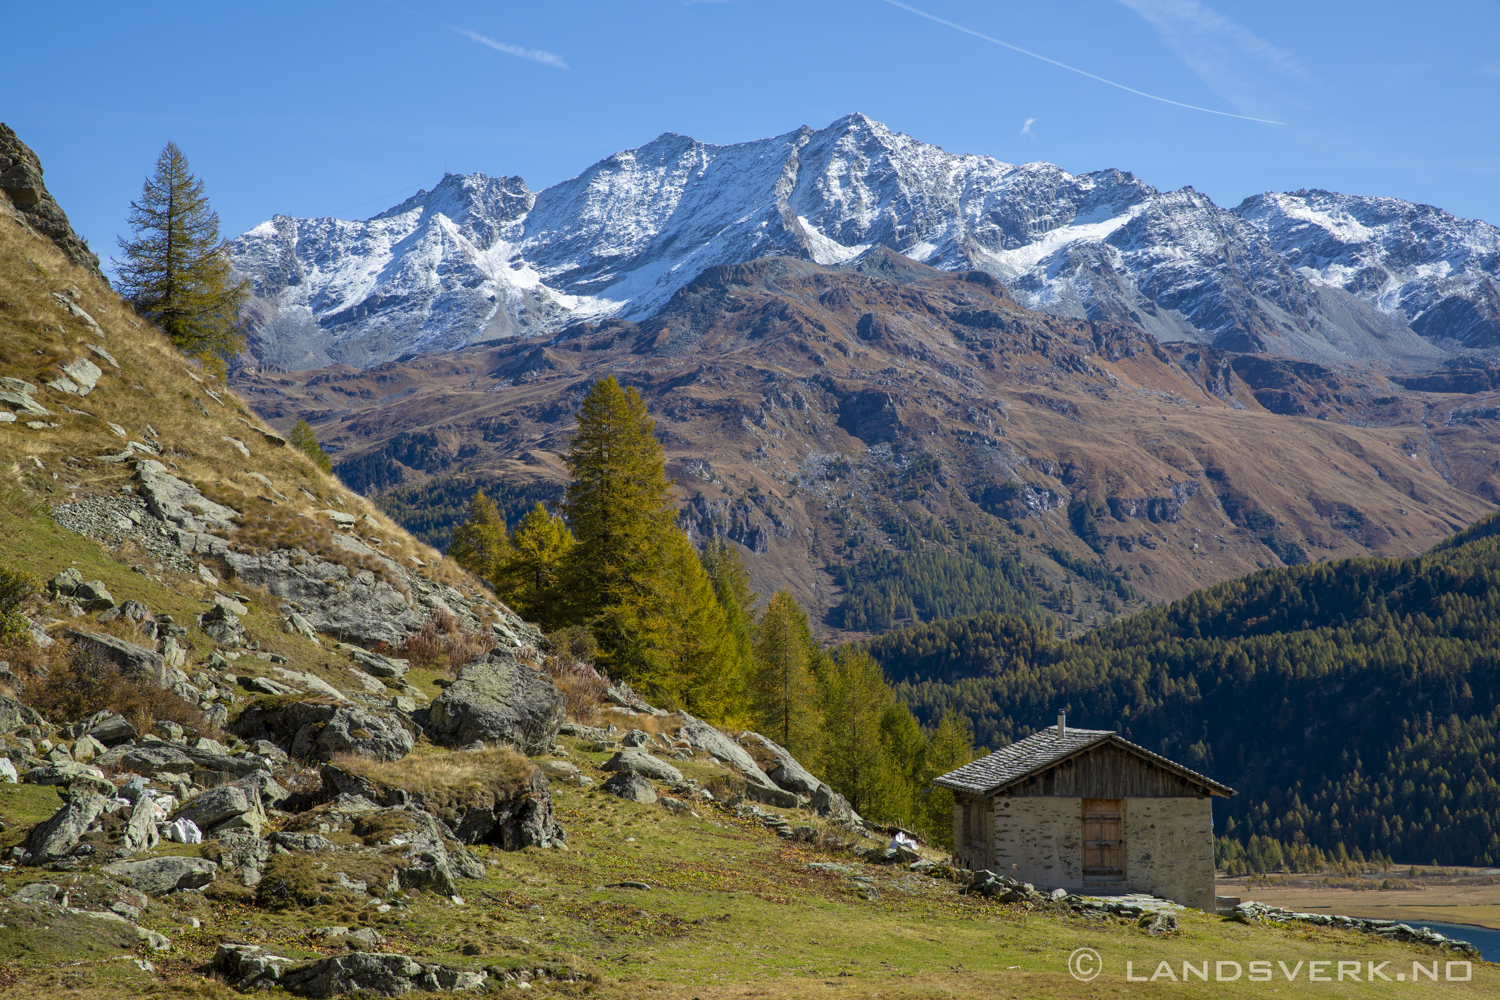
[103,855,218,894]
[675,713,773,787]
[427,651,564,754]
[101,743,195,776]
[217,830,273,886]
[601,750,682,784]
[199,604,247,647]
[135,459,240,535]
[174,781,266,837]
[214,942,295,990]
[0,695,44,733]
[276,951,486,997]
[602,772,657,804]
[232,700,413,762]
[443,765,564,850]
[25,792,108,864]
[739,731,820,796]
[84,710,139,747]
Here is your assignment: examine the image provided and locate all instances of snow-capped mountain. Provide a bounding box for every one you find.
[230,113,1498,371]
[1234,190,1500,349]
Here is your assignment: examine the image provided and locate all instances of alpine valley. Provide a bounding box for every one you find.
[228,114,1500,635]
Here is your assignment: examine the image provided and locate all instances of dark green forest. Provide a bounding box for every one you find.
[874,510,1500,867]
[370,475,562,550]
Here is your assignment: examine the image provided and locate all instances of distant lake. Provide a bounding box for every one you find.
[1409,922,1500,961]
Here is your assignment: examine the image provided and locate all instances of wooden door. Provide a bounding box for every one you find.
[1082,798,1123,879]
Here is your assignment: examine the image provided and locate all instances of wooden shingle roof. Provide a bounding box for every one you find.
[933,726,1234,797]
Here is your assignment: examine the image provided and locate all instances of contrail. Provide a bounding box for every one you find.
[883,0,1284,125]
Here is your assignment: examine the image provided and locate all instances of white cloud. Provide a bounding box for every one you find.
[457,28,568,69]
[1021,118,1037,138]
[1115,0,1307,113]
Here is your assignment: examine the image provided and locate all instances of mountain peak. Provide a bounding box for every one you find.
[229,115,1500,369]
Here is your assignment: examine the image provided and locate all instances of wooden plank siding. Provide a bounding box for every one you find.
[999,742,1213,799]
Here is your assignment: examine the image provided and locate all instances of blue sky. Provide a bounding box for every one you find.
[8,0,1500,273]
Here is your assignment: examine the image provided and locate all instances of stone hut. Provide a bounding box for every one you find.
[934,713,1234,909]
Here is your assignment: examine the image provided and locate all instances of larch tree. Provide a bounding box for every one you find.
[918,712,977,848]
[448,489,512,586]
[560,377,678,680]
[289,420,332,473]
[495,502,574,629]
[701,537,757,679]
[752,589,820,758]
[817,646,897,817]
[655,530,746,723]
[115,142,247,378]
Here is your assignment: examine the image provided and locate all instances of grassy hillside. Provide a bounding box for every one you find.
[881,511,1500,867]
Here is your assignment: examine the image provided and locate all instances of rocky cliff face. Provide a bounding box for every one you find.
[229,114,1496,373]
[0,124,104,281]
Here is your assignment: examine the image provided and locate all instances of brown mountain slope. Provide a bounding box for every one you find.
[234,250,1500,636]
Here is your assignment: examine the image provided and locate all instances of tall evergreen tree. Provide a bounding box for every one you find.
[115,142,247,378]
[495,503,574,628]
[752,589,820,758]
[448,489,512,586]
[560,377,678,680]
[289,420,333,473]
[818,646,897,817]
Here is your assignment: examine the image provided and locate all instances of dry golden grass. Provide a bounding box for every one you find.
[0,206,499,616]
[330,747,537,812]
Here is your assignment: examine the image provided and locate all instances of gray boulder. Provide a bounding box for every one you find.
[602,772,658,804]
[232,700,412,762]
[48,567,83,597]
[65,630,167,687]
[349,648,409,679]
[217,830,273,886]
[199,604,247,647]
[427,650,565,755]
[740,731,820,796]
[84,711,139,747]
[744,781,800,809]
[809,783,862,826]
[277,951,487,998]
[174,781,265,836]
[601,750,682,784]
[74,580,115,611]
[103,744,195,777]
[25,793,108,864]
[135,460,239,535]
[0,696,43,734]
[104,855,219,894]
[122,798,161,853]
[443,765,564,850]
[214,943,295,991]
[557,721,609,742]
[621,729,651,747]
[675,713,773,786]
[25,761,105,786]
[270,831,333,853]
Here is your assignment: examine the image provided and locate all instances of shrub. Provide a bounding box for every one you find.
[0,565,41,649]
[24,640,207,735]
[544,657,608,722]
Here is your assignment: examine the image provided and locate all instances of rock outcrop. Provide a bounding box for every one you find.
[427,650,565,754]
[232,700,413,762]
[0,124,104,278]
